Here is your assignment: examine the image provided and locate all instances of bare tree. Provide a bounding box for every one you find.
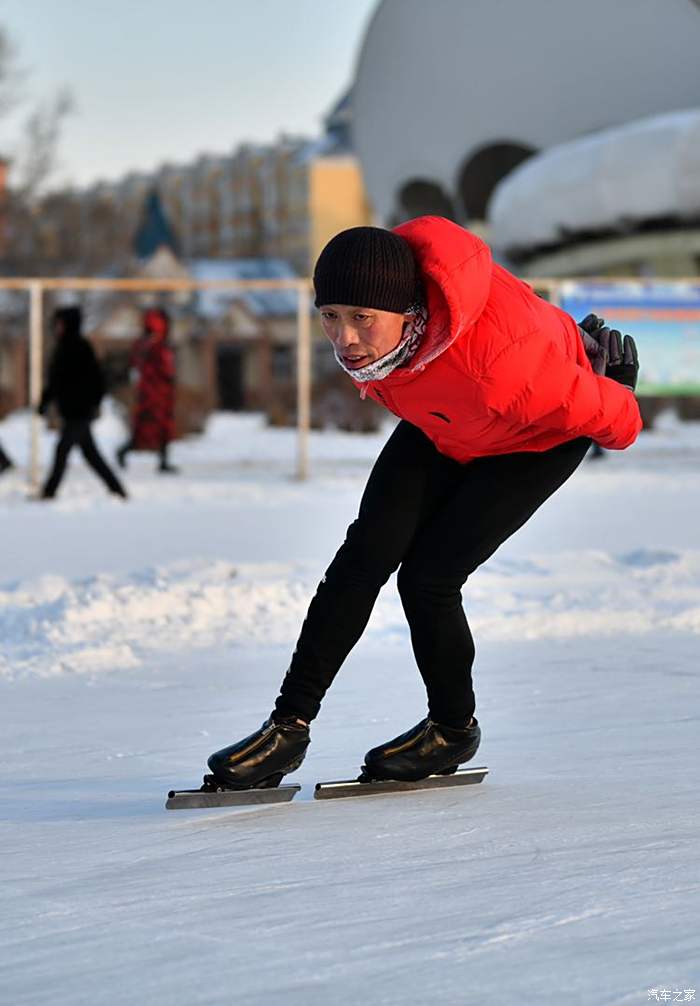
[0,25,22,118]
[0,23,74,271]
[13,87,74,202]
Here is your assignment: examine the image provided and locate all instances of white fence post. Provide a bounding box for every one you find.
[296,281,311,481]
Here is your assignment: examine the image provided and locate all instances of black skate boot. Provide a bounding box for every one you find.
[361,717,480,783]
[204,713,310,791]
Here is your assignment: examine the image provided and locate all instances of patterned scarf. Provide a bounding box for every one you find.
[334,303,428,384]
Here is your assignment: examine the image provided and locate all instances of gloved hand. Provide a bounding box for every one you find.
[579,313,605,335]
[578,314,639,390]
[597,326,639,391]
[578,313,607,375]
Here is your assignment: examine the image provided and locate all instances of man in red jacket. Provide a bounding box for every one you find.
[205,217,641,790]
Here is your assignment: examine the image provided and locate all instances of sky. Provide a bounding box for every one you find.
[0,0,377,189]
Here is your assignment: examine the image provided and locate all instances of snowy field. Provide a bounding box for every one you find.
[1,406,698,1006]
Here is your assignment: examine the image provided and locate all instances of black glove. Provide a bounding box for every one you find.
[597,327,639,391]
[578,314,607,375]
[578,313,605,335]
[578,314,639,391]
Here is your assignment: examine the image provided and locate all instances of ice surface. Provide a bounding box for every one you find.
[0,407,698,1005]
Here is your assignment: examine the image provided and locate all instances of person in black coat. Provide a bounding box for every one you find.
[0,441,13,474]
[0,357,14,474]
[39,306,127,499]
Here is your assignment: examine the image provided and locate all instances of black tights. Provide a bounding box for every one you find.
[42,420,125,498]
[275,421,591,727]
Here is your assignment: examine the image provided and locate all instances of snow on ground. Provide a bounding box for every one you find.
[0,405,698,1005]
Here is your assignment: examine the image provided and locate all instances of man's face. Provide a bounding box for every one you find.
[319,304,410,370]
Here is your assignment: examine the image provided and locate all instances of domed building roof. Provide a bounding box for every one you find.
[352,0,700,224]
[488,109,700,256]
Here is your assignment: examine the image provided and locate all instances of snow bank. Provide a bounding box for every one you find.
[2,407,700,680]
[2,547,700,680]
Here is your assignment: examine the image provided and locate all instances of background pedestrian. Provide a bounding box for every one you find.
[117,308,178,474]
[39,306,127,500]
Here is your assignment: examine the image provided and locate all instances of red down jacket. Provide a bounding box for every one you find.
[355,216,642,463]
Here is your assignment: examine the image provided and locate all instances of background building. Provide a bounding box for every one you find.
[7,92,372,279]
[0,184,382,433]
[0,91,378,427]
[352,0,700,276]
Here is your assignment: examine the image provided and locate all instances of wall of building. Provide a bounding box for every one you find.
[521,230,700,279]
[308,156,374,270]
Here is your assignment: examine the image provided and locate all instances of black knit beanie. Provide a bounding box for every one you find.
[313,226,418,313]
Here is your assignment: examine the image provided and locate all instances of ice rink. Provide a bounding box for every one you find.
[1,408,698,1005]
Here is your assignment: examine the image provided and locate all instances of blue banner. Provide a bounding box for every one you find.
[559,281,700,395]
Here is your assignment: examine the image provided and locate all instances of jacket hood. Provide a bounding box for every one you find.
[53,306,82,339]
[392,216,492,372]
[144,308,170,339]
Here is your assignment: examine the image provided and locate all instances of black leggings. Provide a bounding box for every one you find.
[275,421,591,727]
[42,420,125,498]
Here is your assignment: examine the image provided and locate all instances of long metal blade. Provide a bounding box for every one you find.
[166,784,301,810]
[314,766,489,800]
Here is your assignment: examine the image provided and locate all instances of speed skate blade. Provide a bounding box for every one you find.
[314,766,488,800]
[166,784,301,810]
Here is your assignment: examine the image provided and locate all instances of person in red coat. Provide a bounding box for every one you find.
[117,308,178,473]
[203,217,641,791]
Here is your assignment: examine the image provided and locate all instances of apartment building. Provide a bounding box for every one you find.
[48,91,372,277]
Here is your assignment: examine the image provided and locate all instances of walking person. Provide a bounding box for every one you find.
[39,306,127,500]
[117,308,178,474]
[0,441,13,475]
[202,216,641,791]
[1,351,15,475]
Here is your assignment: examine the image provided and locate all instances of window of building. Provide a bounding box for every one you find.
[272,344,294,380]
[394,179,457,224]
[458,142,536,220]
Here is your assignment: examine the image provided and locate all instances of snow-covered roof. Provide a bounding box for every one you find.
[187,259,299,318]
[488,108,700,255]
